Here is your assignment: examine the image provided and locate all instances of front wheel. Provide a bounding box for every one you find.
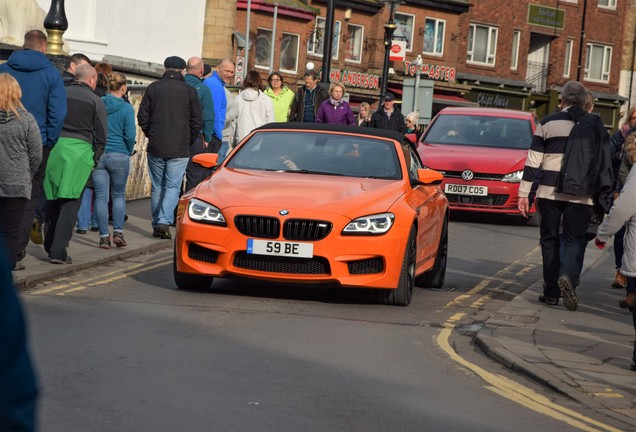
[376,226,415,306]
[416,218,448,288]
[173,247,214,290]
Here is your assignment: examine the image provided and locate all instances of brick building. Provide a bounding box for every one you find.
[231,0,629,127]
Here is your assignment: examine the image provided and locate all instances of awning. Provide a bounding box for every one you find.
[387,87,403,95]
[433,93,478,107]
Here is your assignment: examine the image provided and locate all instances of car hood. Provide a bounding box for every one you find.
[418,143,528,173]
[195,169,405,218]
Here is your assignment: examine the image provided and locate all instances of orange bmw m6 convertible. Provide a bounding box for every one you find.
[173,123,449,306]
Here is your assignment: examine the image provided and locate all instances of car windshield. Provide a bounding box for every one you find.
[423,114,533,149]
[225,131,402,180]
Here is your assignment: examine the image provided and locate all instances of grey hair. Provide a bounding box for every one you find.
[561,81,588,107]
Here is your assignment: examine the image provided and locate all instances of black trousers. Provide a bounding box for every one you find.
[537,199,592,299]
[44,198,82,260]
[0,197,28,267]
[17,147,51,257]
[185,135,217,192]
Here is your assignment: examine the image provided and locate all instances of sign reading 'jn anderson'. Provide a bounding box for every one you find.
[528,4,565,30]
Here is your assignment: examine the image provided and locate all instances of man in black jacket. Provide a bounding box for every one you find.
[518,81,612,311]
[138,56,202,239]
[43,64,107,264]
[368,93,406,133]
[288,71,329,122]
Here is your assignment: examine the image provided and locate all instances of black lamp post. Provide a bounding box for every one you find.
[44,0,68,56]
[379,0,401,105]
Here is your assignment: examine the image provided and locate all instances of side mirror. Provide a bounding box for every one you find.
[192,153,219,168]
[416,168,443,185]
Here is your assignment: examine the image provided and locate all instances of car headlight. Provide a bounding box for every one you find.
[187,198,226,226]
[502,170,523,183]
[343,213,394,235]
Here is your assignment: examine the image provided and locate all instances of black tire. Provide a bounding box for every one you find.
[376,226,415,306]
[416,218,448,288]
[173,247,214,290]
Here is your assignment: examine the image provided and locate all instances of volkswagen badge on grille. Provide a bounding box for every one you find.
[279,209,289,216]
[461,170,474,181]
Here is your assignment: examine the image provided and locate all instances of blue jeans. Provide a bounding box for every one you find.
[76,187,95,230]
[93,153,130,236]
[537,199,592,299]
[218,140,231,164]
[147,155,188,227]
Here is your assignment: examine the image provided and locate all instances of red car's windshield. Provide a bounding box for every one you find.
[423,114,533,150]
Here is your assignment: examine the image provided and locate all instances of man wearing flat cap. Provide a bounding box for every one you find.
[138,55,203,239]
[368,93,406,134]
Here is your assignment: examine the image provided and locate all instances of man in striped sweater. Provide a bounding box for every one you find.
[518,81,612,311]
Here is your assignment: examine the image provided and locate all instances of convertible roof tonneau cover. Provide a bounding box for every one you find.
[255,122,405,143]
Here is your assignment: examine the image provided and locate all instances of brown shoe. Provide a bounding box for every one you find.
[618,293,636,309]
[612,269,627,289]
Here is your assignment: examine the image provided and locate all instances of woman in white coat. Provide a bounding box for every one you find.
[595,132,636,370]
[235,70,275,143]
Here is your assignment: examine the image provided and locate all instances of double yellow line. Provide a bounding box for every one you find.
[436,246,622,432]
[31,256,172,296]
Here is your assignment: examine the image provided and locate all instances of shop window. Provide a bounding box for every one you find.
[598,0,616,8]
[585,43,612,82]
[423,18,445,56]
[393,12,415,51]
[563,39,573,78]
[308,17,340,60]
[255,28,272,70]
[279,32,299,73]
[510,30,520,70]
[467,24,498,66]
[345,24,363,63]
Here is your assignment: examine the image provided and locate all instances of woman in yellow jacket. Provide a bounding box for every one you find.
[264,71,295,122]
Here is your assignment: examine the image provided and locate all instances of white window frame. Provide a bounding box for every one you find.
[584,43,612,83]
[467,24,498,66]
[598,0,617,9]
[344,23,364,64]
[279,32,299,74]
[393,12,415,52]
[307,17,341,60]
[510,30,520,70]
[563,39,573,78]
[254,27,272,70]
[423,17,445,56]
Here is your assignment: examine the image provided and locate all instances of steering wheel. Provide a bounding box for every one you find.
[253,156,291,171]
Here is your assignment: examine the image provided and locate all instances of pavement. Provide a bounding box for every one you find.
[12,198,173,290]
[12,199,636,424]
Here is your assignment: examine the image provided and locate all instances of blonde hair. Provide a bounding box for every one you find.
[625,132,636,164]
[107,72,127,92]
[329,81,346,97]
[0,73,24,116]
[406,111,419,123]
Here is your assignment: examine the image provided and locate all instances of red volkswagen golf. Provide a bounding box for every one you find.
[415,107,540,224]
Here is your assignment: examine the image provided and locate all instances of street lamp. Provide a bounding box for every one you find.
[379,0,401,105]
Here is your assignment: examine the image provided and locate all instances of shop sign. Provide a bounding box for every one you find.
[329,69,380,90]
[389,41,407,61]
[476,92,510,109]
[402,61,456,82]
[528,4,564,30]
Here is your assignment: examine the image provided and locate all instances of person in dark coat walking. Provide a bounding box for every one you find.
[288,70,329,123]
[138,56,202,239]
[368,93,406,134]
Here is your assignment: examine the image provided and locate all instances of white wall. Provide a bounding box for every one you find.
[36,0,206,64]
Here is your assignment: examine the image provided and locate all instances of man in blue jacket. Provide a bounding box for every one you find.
[185,56,215,190]
[0,30,67,270]
[204,58,234,158]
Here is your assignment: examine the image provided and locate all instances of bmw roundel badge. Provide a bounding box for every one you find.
[279,209,289,216]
